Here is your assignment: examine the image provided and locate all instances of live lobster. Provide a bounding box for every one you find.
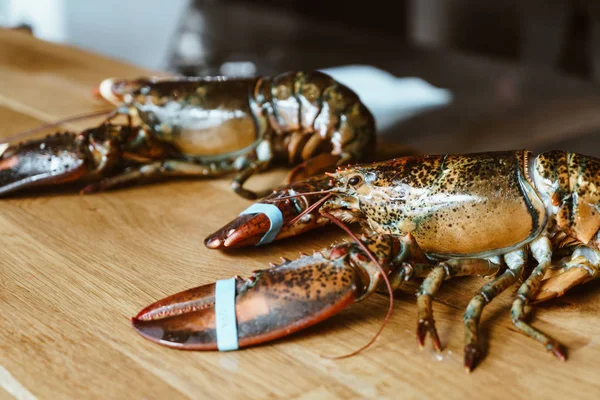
[0,71,375,199]
[132,149,600,372]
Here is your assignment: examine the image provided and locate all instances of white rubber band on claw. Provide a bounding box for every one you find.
[215,278,239,351]
[239,203,284,246]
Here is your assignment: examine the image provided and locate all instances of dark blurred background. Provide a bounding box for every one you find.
[166,0,600,81]
[4,0,600,156]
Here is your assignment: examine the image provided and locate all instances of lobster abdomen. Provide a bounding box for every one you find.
[105,71,376,166]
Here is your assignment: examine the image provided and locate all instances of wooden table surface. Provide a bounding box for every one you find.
[1,29,599,400]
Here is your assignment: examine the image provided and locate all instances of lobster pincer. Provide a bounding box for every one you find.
[0,123,189,196]
[133,234,407,350]
[0,132,88,195]
[204,173,335,249]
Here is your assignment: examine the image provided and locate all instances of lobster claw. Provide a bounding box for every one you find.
[132,235,402,350]
[533,268,592,303]
[0,133,88,196]
[204,173,334,249]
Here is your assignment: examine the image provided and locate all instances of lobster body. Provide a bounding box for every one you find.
[100,71,376,198]
[121,77,261,157]
[532,151,600,249]
[106,71,376,163]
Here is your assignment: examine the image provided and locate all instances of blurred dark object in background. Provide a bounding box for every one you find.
[518,0,600,80]
[167,0,408,77]
[167,0,600,82]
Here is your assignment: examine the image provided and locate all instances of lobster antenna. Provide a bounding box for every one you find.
[320,211,395,360]
[0,109,114,144]
[263,188,335,201]
[284,192,334,228]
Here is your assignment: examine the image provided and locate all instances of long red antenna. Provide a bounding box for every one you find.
[284,192,333,228]
[320,211,395,360]
[263,188,334,201]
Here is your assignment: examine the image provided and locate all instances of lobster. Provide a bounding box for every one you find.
[0,71,375,198]
[131,149,600,372]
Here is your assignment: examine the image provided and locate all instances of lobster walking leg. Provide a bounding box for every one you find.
[377,235,434,292]
[284,153,341,185]
[463,249,526,372]
[81,159,235,194]
[510,237,565,360]
[416,264,446,350]
[416,259,501,351]
[231,161,271,200]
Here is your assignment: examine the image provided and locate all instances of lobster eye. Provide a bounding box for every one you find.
[348,175,362,186]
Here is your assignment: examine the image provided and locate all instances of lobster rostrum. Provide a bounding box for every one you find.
[0,70,375,198]
[132,149,600,372]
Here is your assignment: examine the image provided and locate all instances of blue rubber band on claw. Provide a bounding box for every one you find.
[215,278,239,351]
[239,203,284,246]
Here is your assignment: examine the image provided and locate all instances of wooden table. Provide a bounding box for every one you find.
[1,29,599,400]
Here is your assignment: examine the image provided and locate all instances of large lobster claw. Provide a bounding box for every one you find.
[204,173,334,249]
[132,234,403,350]
[0,132,88,196]
[0,123,180,196]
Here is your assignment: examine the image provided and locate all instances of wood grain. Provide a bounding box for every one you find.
[0,29,599,400]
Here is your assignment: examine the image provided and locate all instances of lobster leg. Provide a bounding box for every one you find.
[510,237,566,360]
[81,159,235,194]
[285,153,341,184]
[233,153,339,200]
[463,250,526,372]
[132,234,402,351]
[416,259,501,351]
[230,161,272,200]
[533,246,600,303]
[415,264,446,350]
